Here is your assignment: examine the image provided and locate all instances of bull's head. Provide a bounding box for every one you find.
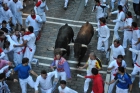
[68,43,87,58]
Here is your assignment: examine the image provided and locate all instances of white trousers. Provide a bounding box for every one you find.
[97,37,108,52]
[116,86,128,93]
[40,87,52,93]
[108,74,117,93]
[85,0,88,6]
[131,64,140,86]
[84,73,92,92]
[64,0,69,7]
[12,14,23,26]
[39,12,46,22]
[114,22,124,39]
[123,30,132,48]
[132,39,139,63]
[57,71,66,81]
[24,45,36,68]
[19,76,35,93]
[14,52,23,66]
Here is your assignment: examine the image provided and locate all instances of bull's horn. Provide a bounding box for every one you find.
[47,47,54,51]
[81,44,87,48]
[60,48,67,51]
[68,43,74,46]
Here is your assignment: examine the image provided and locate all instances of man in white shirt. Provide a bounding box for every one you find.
[129,48,140,88]
[14,26,38,68]
[93,0,109,27]
[79,52,101,93]
[35,70,58,93]
[8,0,23,27]
[25,9,42,37]
[110,5,125,40]
[107,55,127,93]
[108,39,125,61]
[131,22,140,64]
[122,11,133,49]
[34,0,48,24]
[0,4,13,30]
[58,80,78,93]
[96,17,110,56]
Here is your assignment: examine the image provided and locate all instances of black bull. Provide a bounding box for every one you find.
[55,23,74,56]
[68,22,94,66]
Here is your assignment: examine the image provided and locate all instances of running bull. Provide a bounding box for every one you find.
[68,22,94,66]
[48,23,74,56]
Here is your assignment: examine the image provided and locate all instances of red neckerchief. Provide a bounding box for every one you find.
[4,7,9,11]
[100,24,106,26]
[115,44,120,48]
[36,1,41,7]
[133,27,139,30]
[119,10,123,13]
[24,31,32,35]
[124,16,132,21]
[116,60,122,67]
[31,15,36,19]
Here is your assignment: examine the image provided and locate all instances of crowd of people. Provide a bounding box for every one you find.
[0,0,140,93]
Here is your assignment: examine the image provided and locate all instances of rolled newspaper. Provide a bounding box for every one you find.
[77,74,84,78]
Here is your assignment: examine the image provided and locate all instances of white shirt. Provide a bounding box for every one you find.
[11,35,23,44]
[94,4,106,19]
[24,33,36,48]
[129,48,140,66]
[36,1,46,15]
[132,29,140,41]
[86,58,99,74]
[0,8,13,23]
[98,25,110,42]
[58,86,78,93]
[35,71,57,91]
[25,15,42,32]
[8,0,23,16]
[110,44,125,59]
[108,60,127,76]
[4,35,23,53]
[124,18,133,31]
[111,10,125,23]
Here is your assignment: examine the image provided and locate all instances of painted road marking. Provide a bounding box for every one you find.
[34,55,133,70]
[22,18,123,32]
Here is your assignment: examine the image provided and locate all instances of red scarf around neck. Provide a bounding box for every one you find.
[36,1,41,7]
[119,10,123,13]
[116,60,122,67]
[31,15,36,19]
[24,31,32,35]
[133,27,139,30]
[100,24,106,26]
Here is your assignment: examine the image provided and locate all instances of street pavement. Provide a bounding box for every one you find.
[7,0,140,93]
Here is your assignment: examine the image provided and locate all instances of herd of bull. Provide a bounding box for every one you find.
[48,22,94,66]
